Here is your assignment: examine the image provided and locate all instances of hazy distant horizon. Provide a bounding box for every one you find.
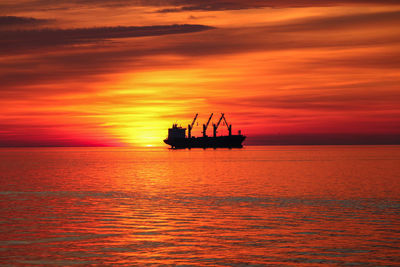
[1,133,398,147]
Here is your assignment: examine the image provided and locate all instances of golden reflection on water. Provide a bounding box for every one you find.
[0,146,399,265]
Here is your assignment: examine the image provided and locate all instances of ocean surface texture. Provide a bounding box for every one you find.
[0,146,399,266]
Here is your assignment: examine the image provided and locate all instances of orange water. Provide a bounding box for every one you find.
[0,146,399,265]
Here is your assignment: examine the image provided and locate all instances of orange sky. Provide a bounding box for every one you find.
[1,0,399,146]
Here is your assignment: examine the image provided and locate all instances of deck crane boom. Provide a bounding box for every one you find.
[213,113,225,137]
[187,113,198,138]
[222,115,232,136]
[202,113,213,137]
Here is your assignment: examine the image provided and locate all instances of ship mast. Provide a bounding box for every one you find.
[222,115,232,136]
[213,113,225,137]
[202,113,213,137]
[188,113,198,138]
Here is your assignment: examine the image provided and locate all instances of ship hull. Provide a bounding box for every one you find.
[164,135,246,149]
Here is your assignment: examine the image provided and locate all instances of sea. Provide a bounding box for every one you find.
[0,146,399,266]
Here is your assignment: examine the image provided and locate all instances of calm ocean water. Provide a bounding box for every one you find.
[0,146,399,266]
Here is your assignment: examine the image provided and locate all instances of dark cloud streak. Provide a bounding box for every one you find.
[210,88,400,112]
[269,10,400,33]
[0,15,52,30]
[2,0,400,13]
[0,24,214,55]
[0,16,49,26]
[155,0,400,12]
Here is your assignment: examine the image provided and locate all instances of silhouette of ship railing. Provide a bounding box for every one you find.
[164,113,246,149]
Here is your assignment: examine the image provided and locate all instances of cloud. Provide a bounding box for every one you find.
[155,0,400,12]
[138,10,400,58]
[0,16,49,26]
[300,51,400,70]
[211,87,400,112]
[1,9,399,92]
[0,15,53,31]
[2,0,400,14]
[269,10,400,32]
[0,24,214,55]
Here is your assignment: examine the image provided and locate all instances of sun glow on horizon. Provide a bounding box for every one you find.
[1,2,399,146]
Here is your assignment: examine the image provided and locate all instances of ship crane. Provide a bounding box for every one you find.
[202,113,213,137]
[188,113,198,138]
[222,115,232,136]
[213,113,225,137]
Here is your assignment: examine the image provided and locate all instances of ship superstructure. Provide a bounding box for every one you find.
[164,113,246,149]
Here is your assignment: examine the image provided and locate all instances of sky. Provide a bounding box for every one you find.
[1,0,399,146]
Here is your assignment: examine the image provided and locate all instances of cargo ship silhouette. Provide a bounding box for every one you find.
[164,113,246,149]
